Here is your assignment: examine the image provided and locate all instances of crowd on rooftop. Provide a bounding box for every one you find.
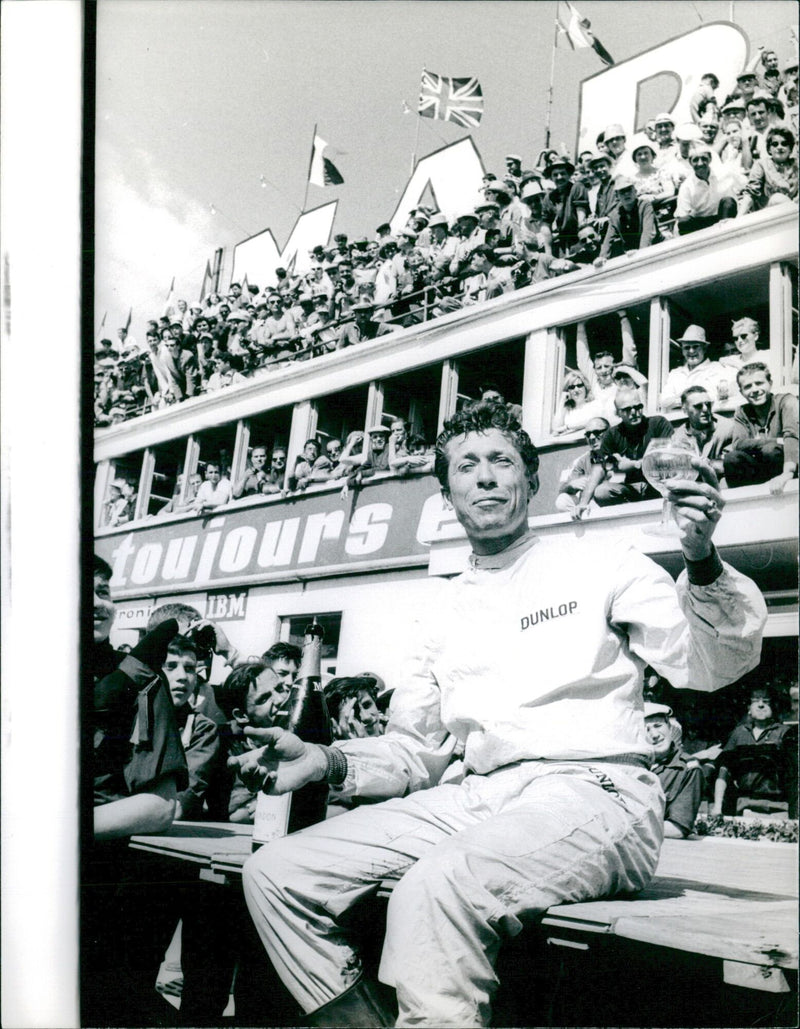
[95,51,799,429]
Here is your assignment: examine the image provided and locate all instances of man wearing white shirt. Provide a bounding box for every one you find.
[193,462,232,513]
[660,324,730,411]
[675,143,737,235]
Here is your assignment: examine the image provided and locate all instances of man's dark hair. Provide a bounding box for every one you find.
[262,641,302,666]
[479,381,503,397]
[147,602,201,631]
[215,661,267,720]
[593,350,614,364]
[94,554,113,581]
[324,675,379,723]
[681,385,712,405]
[702,73,720,88]
[737,360,772,386]
[767,125,795,152]
[434,400,539,492]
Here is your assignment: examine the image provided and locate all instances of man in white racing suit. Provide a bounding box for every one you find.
[232,400,766,1028]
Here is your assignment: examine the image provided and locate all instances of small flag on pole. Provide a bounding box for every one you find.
[418,71,484,127]
[556,1,614,66]
[162,276,176,317]
[124,307,132,333]
[309,134,344,187]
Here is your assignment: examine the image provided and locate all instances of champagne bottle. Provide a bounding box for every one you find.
[252,620,332,849]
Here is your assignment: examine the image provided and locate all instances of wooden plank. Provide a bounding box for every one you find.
[655,837,798,897]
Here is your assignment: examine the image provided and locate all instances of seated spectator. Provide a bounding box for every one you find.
[659,122,702,190]
[630,136,677,202]
[259,446,288,495]
[644,702,704,838]
[719,315,778,391]
[485,181,528,246]
[723,362,798,493]
[586,150,619,220]
[212,662,293,823]
[101,479,130,527]
[402,432,435,475]
[422,213,457,278]
[651,112,677,166]
[555,417,614,514]
[548,154,589,254]
[743,90,779,163]
[159,472,202,516]
[449,208,486,276]
[324,675,387,740]
[309,437,345,482]
[738,125,798,215]
[675,143,737,234]
[671,386,739,479]
[193,462,232,513]
[602,122,635,176]
[518,181,554,256]
[717,118,750,196]
[659,324,730,411]
[232,445,270,499]
[598,176,660,261]
[337,299,392,348]
[161,635,220,821]
[205,349,246,391]
[479,383,523,422]
[697,112,721,149]
[711,686,793,816]
[573,388,673,516]
[552,371,604,434]
[288,438,322,491]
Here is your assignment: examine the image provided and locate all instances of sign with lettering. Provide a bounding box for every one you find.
[205,589,249,621]
[96,476,458,598]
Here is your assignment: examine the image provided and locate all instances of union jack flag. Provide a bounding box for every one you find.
[418,71,484,128]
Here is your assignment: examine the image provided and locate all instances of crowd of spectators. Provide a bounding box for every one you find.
[95,54,799,429]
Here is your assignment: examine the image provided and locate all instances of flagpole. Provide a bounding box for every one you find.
[302,123,316,213]
[411,70,423,174]
[545,5,559,150]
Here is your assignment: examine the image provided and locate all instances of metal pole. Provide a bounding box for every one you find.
[545,5,559,151]
[411,71,423,174]
[302,122,316,213]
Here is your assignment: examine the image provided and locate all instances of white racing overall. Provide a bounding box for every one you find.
[243,536,766,1027]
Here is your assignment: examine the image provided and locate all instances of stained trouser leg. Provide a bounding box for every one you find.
[242,764,661,1027]
[380,765,662,1028]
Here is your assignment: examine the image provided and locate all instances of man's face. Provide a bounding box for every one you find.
[763,51,779,71]
[616,395,645,429]
[617,185,637,210]
[739,76,756,100]
[246,668,293,729]
[326,440,342,462]
[699,121,719,144]
[655,121,673,145]
[231,284,242,297]
[738,369,772,407]
[550,167,571,189]
[749,689,773,724]
[251,448,267,470]
[690,151,711,181]
[605,133,626,157]
[353,690,384,736]
[583,420,607,453]
[370,431,388,453]
[146,333,159,349]
[506,158,521,177]
[748,102,769,131]
[189,474,202,495]
[93,572,116,643]
[271,450,287,475]
[206,464,220,484]
[366,241,379,258]
[645,120,657,141]
[724,122,742,146]
[732,322,758,355]
[481,389,503,405]
[576,223,597,249]
[594,355,615,386]
[592,160,611,182]
[177,299,187,312]
[163,650,198,709]
[267,657,299,688]
[391,421,407,445]
[645,716,674,760]
[478,208,496,227]
[267,296,282,314]
[443,428,536,554]
[303,441,320,462]
[681,342,706,369]
[683,391,714,431]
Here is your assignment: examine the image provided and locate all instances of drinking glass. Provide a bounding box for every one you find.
[641,436,700,535]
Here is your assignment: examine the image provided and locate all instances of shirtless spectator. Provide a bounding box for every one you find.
[659,325,730,411]
[723,362,798,494]
[644,702,703,838]
[573,389,673,516]
[232,445,270,499]
[555,417,614,514]
[193,462,232,513]
[671,386,739,479]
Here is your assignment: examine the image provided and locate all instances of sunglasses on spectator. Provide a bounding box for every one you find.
[584,430,604,439]
[690,401,714,410]
[565,383,586,392]
[732,333,752,340]
[690,155,710,164]
[618,404,644,414]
